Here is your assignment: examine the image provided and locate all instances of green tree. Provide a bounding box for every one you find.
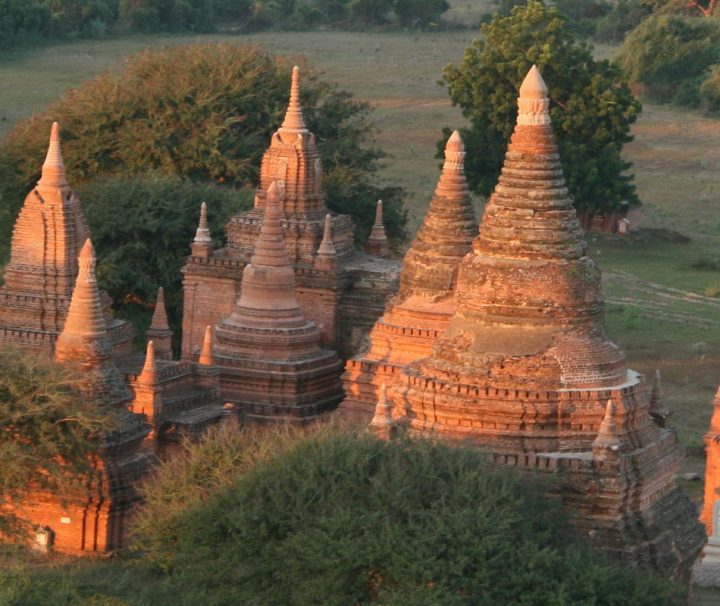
[0,44,405,257]
[78,175,251,345]
[393,0,449,26]
[441,0,642,218]
[0,347,116,538]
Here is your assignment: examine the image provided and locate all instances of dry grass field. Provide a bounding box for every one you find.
[1,5,720,598]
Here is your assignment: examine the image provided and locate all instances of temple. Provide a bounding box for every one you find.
[213,182,344,422]
[341,130,476,421]
[181,66,399,363]
[379,66,704,579]
[0,122,133,355]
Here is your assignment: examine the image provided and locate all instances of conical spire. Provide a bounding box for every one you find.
[250,181,291,268]
[55,239,131,404]
[517,64,551,127]
[194,202,212,244]
[150,287,170,331]
[369,383,396,439]
[367,200,389,257]
[314,214,338,270]
[593,399,622,458]
[434,130,470,198]
[138,340,159,386]
[281,66,307,131]
[649,369,669,427]
[710,386,720,435]
[38,122,68,189]
[198,325,214,366]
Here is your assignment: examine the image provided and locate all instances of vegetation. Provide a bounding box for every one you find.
[0,427,688,605]
[442,0,642,217]
[0,347,115,538]
[618,13,720,109]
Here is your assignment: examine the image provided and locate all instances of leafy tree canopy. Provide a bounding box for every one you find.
[0,347,116,538]
[0,43,406,257]
[444,0,642,216]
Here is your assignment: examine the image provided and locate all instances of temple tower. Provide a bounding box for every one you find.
[214,182,344,423]
[366,200,389,257]
[391,66,703,578]
[146,287,173,360]
[341,130,476,421]
[0,122,133,354]
[181,68,400,360]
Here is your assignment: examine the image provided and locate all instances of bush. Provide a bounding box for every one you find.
[618,14,720,105]
[441,0,642,216]
[129,427,685,605]
[0,44,406,262]
[700,64,720,111]
[78,174,251,342]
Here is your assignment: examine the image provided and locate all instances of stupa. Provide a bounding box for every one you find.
[213,182,344,422]
[19,239,151,554]
[389,66,704,579]
[181,67,400,360]
[0,123,133,355]
[341,130,476,421]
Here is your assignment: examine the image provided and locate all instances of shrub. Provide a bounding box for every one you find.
[618,14,720,106]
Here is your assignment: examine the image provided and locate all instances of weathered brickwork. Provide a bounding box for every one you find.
[341,130,476,421]
[377,67,704,580]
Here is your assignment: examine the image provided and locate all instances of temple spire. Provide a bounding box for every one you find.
[593,399,622,460]
[138,340,159,386]
[369,383,396,440]
[38,122,68,189]
[314,214,338,270]
[649,369,669,427]
[191,202,213,258]
[517,64,551,127]
[281,66,307,131]
[366,200,389,257]
[435,130,469,198]
[150,287,169,331]
[55,239,131,404]
[147,286,173,359]
[198,325,214,366]
[251,181,291,268]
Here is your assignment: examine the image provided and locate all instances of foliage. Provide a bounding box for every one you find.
[0,44,406,256]
[130,427,684,605]
[77,174,251,342]
[393,0,448,26]
[618,13,720,107]
[0,347,116,538]
[441,0,642,216]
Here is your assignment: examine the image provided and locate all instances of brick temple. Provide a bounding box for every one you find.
[360,66,705,580]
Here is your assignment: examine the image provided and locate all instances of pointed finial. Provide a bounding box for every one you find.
[198,325,214,366]
[138,340,159,386]
[517,65,551,127]
[648,369,669,427]
[446,129,464,153]
[281,66,307,131]
[194,202,212,244]
[369,383,396,439]
[374,200,384,226]
[315,213,338,268]
[38,121,69,188]
[438,130,467,189]
[593,399,622,458]
[249,180,290,268]
[367,200,389,256]
[150,287,170,331]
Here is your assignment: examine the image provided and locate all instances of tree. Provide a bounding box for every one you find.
[0,44,406,258]
[0,347,115,538]
[393,0,449,26]
[441,0,642,218]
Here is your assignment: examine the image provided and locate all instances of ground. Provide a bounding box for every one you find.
[1,2,719,600]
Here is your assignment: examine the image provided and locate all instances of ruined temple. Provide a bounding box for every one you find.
[383,66,704,579]
[19,239,151,554]
[181,67,400,364]
[0,123,133,354]
[213,182,344,422]
[341,130,476,420]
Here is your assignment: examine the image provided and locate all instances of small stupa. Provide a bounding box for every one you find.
[366,200,389,257]
[214,181,344,422]
[146,287,173,360]
[341,130,476,421]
